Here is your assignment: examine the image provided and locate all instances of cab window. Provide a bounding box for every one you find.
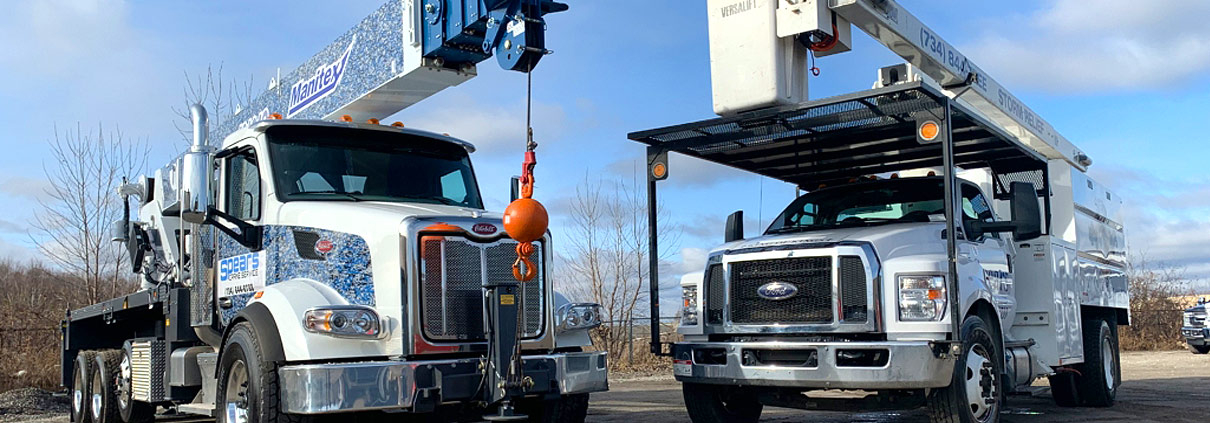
[224,149,261,221]
[961,184,996,240]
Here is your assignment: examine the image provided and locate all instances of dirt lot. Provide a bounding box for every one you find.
[3,350,1207,423]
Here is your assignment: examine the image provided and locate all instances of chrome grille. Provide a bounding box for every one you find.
[839,256,868,322]
[1188,312,1207,328]
[705,264,725,325]
[420,236,545,341]
[730,257,832,324]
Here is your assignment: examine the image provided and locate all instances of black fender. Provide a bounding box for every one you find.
[215,302,286,377]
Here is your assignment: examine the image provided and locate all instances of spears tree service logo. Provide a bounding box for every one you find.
[287,35,357,118]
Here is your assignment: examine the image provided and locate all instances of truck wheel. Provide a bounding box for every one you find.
[118,347,156,422]
[1188,344,1210,354]
[91,350,123,423]
[682,383,762,423]
[71,351,97,423]
[217,322,297,423]
[1074,319,1118,407]
[1047,372,1079,407]
[517,393,590,423]
[927,315,1002,423]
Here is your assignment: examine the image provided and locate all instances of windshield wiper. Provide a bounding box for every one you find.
[407,195,461,206]
[299,190,365,202]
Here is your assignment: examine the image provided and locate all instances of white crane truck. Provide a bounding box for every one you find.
[60,2,607,423]
[630,1,1128,422]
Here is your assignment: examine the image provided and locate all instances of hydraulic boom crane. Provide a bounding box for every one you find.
[212,0,566,138]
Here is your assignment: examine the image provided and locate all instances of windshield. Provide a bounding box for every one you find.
[265,126,483,208]
[766,178,946,234]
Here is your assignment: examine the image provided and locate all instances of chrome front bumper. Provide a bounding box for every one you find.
[672,341,954,390]
[1184,327,1208,343]
[277,351,608,414]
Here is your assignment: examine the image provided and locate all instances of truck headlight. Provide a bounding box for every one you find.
[681,286,700,326]
[557,303,603,333]
[304,306,381,338]
[898,275,947,321]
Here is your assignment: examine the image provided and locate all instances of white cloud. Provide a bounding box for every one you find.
[0,1,135,78]
[604,152,752,188]
[393,94,567,157]
[0,237,39,264]
[1089,164,1210,280]
[963,0,1210,93]
[0,176,53,201]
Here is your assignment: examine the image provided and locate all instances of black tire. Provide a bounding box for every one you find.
[517,393,590,423]
[1188,344,1210,354]
[927,315,1002,423]
[217,322,299,423]
[1074,319,1118,407]
[71,351,97,423]
[682,383,762,423]
[1047,372,1080,407]
[118,346,156,423]
[91,350,122,423]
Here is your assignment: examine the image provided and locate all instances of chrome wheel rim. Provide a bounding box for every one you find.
[118,353,133,410]
[72,369,84,415]
[90,365,103,421]
[1102,334,1116,390]
[964,344,998,422]
[224,359,250,423]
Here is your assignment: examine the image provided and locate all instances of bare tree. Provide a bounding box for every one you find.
[30,123,148,305]
[561,173,681,362]
[172,63,256,146]
[1120,256,1194,351]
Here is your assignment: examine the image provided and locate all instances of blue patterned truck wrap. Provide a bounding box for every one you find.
[216,225,375,326]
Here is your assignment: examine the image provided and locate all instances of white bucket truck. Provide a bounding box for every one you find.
[629,1,1128,422]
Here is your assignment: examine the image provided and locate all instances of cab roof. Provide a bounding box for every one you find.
[218,119,477,153]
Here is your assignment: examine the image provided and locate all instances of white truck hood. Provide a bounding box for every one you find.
[276,200,504,240]
[712,222,945,262]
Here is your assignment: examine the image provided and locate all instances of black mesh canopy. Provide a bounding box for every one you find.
[628,82,1046,188]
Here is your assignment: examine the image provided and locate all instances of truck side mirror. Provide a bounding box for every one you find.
[725,210,744,243]
[970,181,1042,241]
[1007,181,1042,241]
[511,176,521,202]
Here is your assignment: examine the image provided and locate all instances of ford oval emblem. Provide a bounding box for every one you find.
[472,223,498,235]
[757,282,798,301]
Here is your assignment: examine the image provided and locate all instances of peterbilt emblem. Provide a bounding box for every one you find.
[314,239,334,254]
[757,282,799,301]
[472,223,498,235]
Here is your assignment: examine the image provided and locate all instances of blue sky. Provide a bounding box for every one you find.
[1,0,1209,302]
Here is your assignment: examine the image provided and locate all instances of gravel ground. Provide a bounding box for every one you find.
[0,388,68,422]
[4,350,1206,423]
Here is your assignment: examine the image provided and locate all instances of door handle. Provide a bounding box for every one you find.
[218,296,234,309]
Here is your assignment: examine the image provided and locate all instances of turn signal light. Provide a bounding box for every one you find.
[919,120,940,141]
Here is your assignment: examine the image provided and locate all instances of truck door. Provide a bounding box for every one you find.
[214,145,265,327]
[961,183,1015,324]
